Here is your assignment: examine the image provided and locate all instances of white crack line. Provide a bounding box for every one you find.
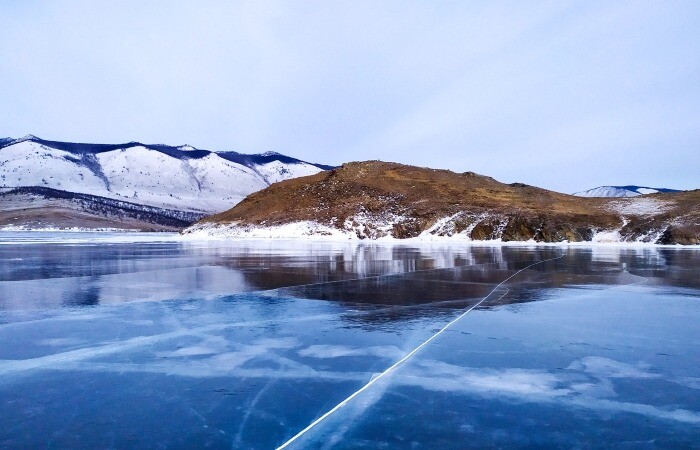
[276,252,566,449]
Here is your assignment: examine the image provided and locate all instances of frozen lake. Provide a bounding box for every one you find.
[1,232,699,448]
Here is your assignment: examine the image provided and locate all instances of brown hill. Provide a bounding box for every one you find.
[192,161,699,244]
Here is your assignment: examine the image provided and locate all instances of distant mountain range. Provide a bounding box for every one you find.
[574,185,681,198]
[185,161,700,245]
[0,135,331,230]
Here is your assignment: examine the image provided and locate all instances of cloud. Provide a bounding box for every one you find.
[1,1,698,191]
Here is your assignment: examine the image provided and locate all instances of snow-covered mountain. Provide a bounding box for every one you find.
[573,185,681,198]
[0,135,332,213]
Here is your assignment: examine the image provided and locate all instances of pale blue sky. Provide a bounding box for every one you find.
[1,1,698,193]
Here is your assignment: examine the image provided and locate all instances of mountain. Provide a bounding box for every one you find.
[0,135,332,214]
[184,161,700,245]
[574,185,681,198]
[0,186,203,231]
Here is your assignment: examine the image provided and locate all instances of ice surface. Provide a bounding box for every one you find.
[0,234,698,448]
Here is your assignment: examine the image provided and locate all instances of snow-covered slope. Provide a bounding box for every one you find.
[574,185,681,198]
[0,136,331,213]
[0,186,204,231]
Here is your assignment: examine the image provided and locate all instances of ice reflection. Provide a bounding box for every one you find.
[0,234,698,448]
[1,236,699,312]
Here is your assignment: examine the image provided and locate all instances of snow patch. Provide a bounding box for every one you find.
[184,221,356,240]
[255,160,321,185]
[298,345,402,359]
[607,198,673,216]
[0,225,141,232]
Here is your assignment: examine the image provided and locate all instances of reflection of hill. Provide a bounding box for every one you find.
[231,245,700,299]
[221,244,538,291]
[230,245,700,326]
[2,239,698,314]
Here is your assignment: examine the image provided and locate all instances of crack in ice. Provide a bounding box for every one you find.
[276,252,566,449]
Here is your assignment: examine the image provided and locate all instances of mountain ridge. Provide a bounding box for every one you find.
[0,135,332,215]
[0,135,334,170]
[574,185,681,198]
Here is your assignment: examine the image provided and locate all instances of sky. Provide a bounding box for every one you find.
[1,1,698,193]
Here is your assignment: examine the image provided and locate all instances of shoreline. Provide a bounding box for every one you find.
[2,229,698,249]
[179,221,700,248]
